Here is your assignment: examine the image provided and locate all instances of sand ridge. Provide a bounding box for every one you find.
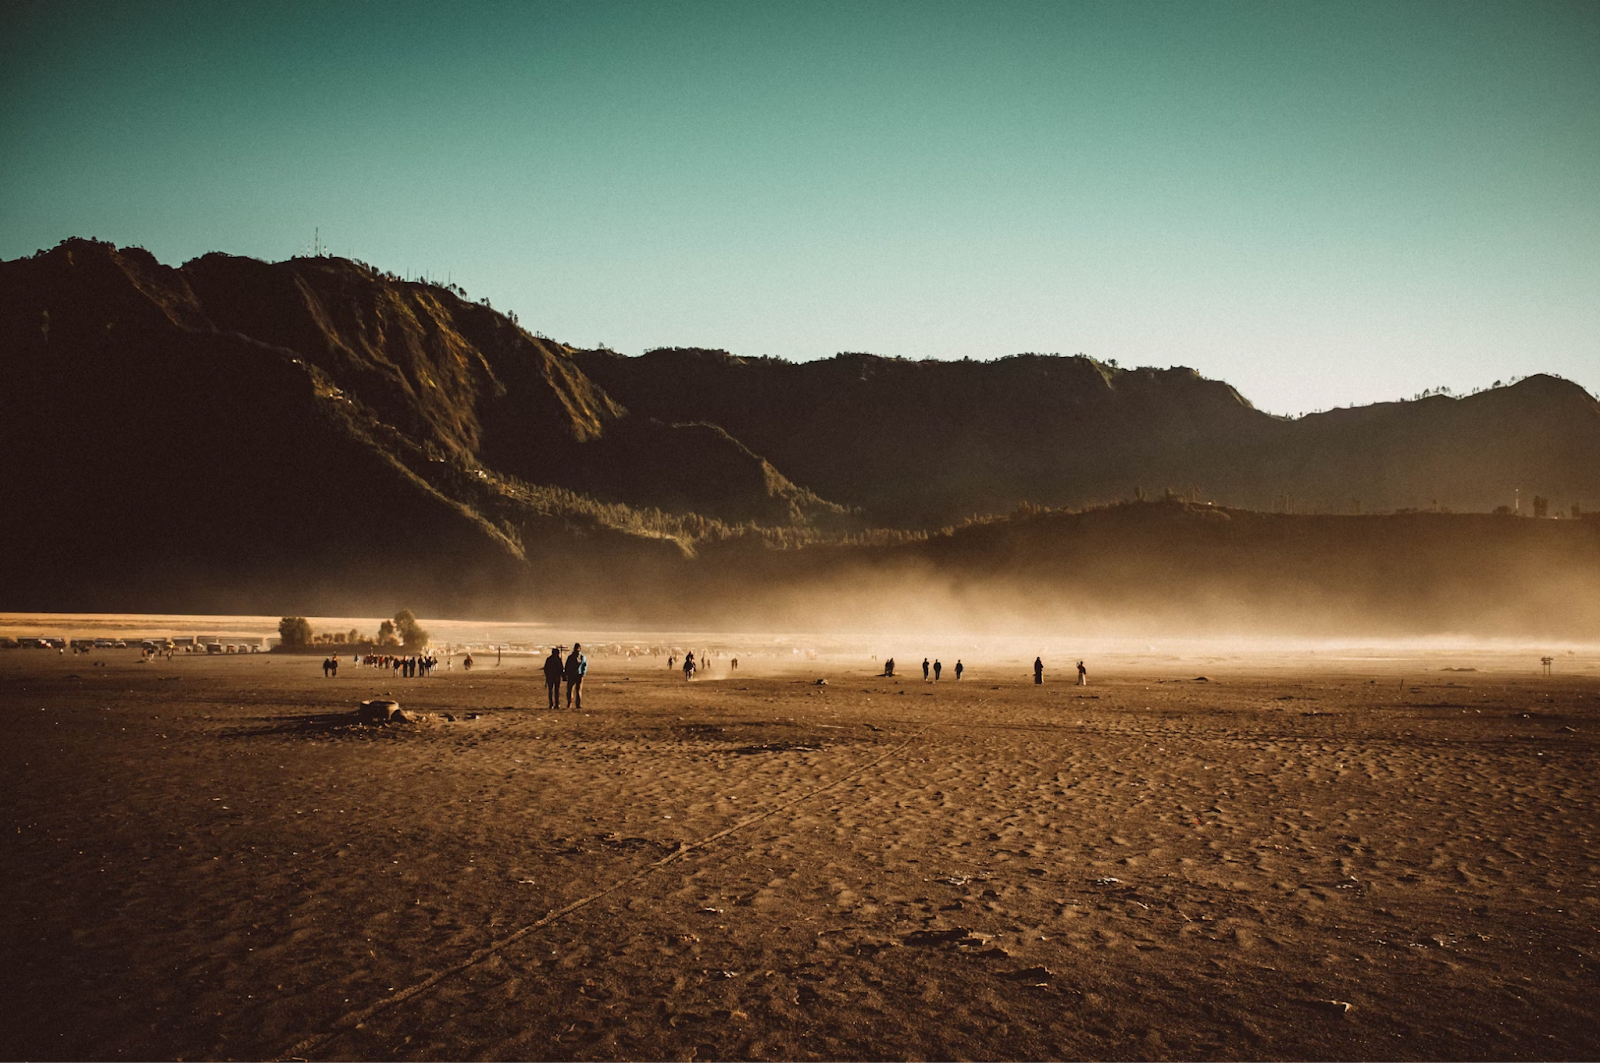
[3,648,1598,1060]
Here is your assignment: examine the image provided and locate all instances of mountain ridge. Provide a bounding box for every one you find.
[2,239,1596,632]
[575,347,1600,524]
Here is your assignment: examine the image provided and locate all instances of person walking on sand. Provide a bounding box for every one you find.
[565,642,588,709]
[1034,657,1044,684]
[882,657,895,677]
[683,651,695,680]
[922,658,931,681]
[543,646,564,710]
[1077,660,1087,686]
[933,659,942,681]
[955,659,964,681]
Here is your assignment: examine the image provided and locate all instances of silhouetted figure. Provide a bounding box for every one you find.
[922,658,930,681]
[1034,657,1044,684]
[543,647,564,709]
[668,655,675,669]
[684,651,696,680]
[1077,660,1087,686]
[463,653,473,671]
[954,659,964,680]
[731,658,738,671]
[933,659,942,681]
[565,642,588,709]
[882,657,895,677]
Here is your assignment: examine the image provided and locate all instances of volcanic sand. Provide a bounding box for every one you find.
[3,648,1599,1061]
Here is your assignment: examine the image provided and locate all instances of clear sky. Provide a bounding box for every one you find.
[3,1,1596,414]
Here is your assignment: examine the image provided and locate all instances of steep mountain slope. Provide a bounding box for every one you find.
[177,251,844,527]
[575,348,1600,524]
[0,244,521,613]
[0,241,840,614]
[1,241,841,533]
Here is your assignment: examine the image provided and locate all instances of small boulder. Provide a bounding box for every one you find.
[359,699,400,724]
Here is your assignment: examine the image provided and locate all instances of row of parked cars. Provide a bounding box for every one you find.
[1,637,261,651]
[0,636,122,650]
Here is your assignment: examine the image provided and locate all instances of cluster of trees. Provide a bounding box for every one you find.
[377,609,429,651]
[276,609,430,651]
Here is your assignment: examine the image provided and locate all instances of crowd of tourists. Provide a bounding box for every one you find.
[321,651,442,678]
[360,652,440,677]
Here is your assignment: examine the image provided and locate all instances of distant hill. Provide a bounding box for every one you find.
[575,348,1600,525]
[686,499,1600,639]
[2,239,1596,634]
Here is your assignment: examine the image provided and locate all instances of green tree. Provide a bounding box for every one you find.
[278,617,313,649]
[394,609,429,651]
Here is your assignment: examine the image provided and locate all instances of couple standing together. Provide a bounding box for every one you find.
[543,644,588,709]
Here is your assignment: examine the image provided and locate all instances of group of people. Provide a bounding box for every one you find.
[357,652,440,678]
[877,655,1087,685]
[542,644,589,709]
[880,657,966,681]
[668,651,736,680]
[320,639,1088,700]
[321,652,444,678]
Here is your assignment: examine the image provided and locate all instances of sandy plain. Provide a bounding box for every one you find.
[3,639,1599,1062]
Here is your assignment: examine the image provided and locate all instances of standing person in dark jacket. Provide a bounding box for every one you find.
[543,647,564,710]
[1034,657,1044,684]
[565,643,588,710]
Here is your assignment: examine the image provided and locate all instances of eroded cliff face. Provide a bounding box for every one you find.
[1,240,840,533]
[174,250,839,526]
[0,241,837,614]
[181,253,620,466]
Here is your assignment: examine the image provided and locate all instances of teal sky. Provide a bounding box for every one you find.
[3,1,1596,414]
